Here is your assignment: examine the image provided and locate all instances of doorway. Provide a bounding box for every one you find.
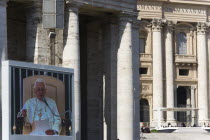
[176,86,191,125]
[140,99,150,123]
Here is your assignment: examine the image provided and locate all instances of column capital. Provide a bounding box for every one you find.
[151,19,164,32]
[118,11,138,22]
[165,20,176,33]
[65,0,82,13]
[0,0,8,7]
[65,5,80,13]
[190,85,197,90]
[132,20,141,30]
[197,22,207,34]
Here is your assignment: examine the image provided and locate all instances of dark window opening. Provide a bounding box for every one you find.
[179,69,189,76]
[139,38,146,53]
[140,68,148,75]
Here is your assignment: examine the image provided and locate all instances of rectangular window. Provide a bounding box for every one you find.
[177,32,187,55]
[179,69,189,76]
[140,68,148,75]
[139,38,145,53]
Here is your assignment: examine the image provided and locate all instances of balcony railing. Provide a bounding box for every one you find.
[140,53,152,61]
[175,54,197,63]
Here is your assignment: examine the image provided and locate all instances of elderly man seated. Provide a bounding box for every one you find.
[21,78,61,135]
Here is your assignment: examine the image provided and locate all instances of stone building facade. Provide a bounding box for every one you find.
[138,0,210,127]
[0,0,140,140]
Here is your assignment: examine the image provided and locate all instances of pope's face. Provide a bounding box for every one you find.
[34,82,46,101]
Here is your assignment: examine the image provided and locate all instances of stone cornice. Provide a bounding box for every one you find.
[169,0,210,6]
[67,0,136,13]
[138,0,210,6]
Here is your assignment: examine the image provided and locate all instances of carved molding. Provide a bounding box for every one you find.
[151,19,164,31]
[140,83,152,93]
[190,85,197,90]
[166,20,175,33]
[197,22,207,34]
[141,85,150,91]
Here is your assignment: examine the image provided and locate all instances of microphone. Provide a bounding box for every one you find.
[42,97,70,117]
[42,97,49,106]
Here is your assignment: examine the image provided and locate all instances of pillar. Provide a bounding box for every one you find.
[63,4,80,140]
[197,22,209,124]
[152,19,164,123]
[186,88,191,126]
[132,19,140,140]
[26,2,50,64]
[191,86,196,126]
[165,21,175,123]
[103,19,118,140]
[0,0,8,61]
[117,13,134,140]
[0,1,8,140]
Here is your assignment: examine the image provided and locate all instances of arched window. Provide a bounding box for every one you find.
[177,32,187,55]
[140,98,150,122]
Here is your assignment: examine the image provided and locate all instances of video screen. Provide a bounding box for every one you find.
[10,66,73,136]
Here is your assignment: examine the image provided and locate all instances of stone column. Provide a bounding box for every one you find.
[0,0,8,61]
[152,19,164,123]
[63,4,80,140]
[165,21,176,123]
[186,88,191,126]
[103,19,118,140]
[191,86,196,126]
[197,23,209,124]
[26,2,50,64]
[0,1,8,140]
[132,19,140,140]
[117,14,134,140]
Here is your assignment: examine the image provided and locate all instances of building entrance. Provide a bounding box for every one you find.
[176,86,191,126]
[140,99,150,123]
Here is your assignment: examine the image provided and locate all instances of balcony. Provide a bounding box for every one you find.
[175,54,197,64]
[140,53,152,62]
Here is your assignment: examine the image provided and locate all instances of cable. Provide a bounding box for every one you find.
[42,98,70,117]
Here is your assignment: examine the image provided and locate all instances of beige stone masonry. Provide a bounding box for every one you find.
[63,3,81,140]
[117,13,134,140]
[152,19,164,123]
[197,22,209,124]
[165,21,176,123]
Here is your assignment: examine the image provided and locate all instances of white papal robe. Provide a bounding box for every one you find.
[23,97,61,135]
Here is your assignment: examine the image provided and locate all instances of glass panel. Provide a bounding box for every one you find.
[139,38,145,53]
[10,67,72,136]
[177,32,187,55]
